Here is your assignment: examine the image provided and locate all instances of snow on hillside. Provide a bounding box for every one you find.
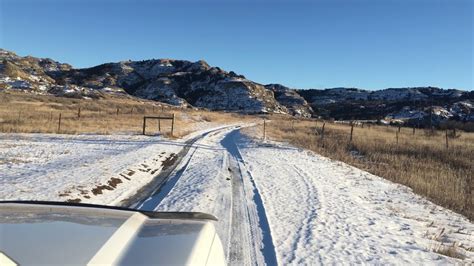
[0,49,291,114]
[371,87,428,101]
[386,107,426,120]
[0,76,32,90]
[384,102,474,124]
[1,48,471,121]
[306,87,465,106]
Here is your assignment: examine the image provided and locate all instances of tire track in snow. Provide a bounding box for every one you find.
[227,151,254,265]
[222,130,278,266]
[134,126,278,265]
[128,126,231,210]
[291,165,321,265]
[137,146,199,210]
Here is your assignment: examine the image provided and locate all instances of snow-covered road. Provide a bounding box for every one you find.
[237,133,474,264]
[1,127,473,264]
[138,126,275,265]
[138,127,474,264]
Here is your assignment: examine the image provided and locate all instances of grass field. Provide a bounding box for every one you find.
[0,91,251,137]
[246,116,473,220]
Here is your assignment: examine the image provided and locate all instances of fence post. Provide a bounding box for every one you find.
[49,111,53,121]
[320,122,326,147]
[142,117,147,135]
[350,123,354,143]
[116,108,119,116]
[445,130,449,149]
[466,175,472,216]
[77,107,81,118]
[412,126,415,135]
[57,113,62,133]
[453,128,456,138]
[158,119,161,132]
[396,130,399,145]
[171,113,175,137]
[263,119,266,140]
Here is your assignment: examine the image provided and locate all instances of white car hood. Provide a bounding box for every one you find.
[0,202,224,266]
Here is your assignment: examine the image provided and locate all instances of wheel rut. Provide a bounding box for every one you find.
[222,129,278,266]
[124,126,278,265]
[121,127,228,209]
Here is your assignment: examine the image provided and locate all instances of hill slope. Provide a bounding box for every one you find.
[1,48,472,125]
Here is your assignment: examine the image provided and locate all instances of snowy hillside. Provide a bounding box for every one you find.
[0,49,293,115]
[1,48,471,122]
[298,87,473,124]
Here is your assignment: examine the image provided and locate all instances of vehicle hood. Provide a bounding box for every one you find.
[0,202,223,266]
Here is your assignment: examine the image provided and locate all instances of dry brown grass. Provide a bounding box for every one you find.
[0,91,252,138]
[432,242,466,260]
[247,116,473,220]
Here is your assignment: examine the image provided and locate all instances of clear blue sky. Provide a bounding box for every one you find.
[1,0,472,90]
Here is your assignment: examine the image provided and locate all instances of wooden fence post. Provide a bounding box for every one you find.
[142,117,147,135]
[466,175,472,215]
[412,126,415,135]
[320,122,326,147]
[77,107,81,118]
[171,113,175,137]
[116,108,119,116]
[263,119,266,140]
[49,111,53,121]
[445,130,449,149]
[350,123,354,143]
[158,119,161,132]
[396,130,399,145]
[57,113,62,133]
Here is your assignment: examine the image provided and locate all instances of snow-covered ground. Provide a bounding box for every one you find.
[139,127,473,264]
[237,134,473,264]
[0,133,184,205]
[1,126,472,264]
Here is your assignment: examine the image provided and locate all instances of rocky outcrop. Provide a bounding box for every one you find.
[265,84,313,117]
[297,87,474,125]
[0,49,287,114]
[1,48,472,122]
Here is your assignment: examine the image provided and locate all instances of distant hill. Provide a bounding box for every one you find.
[297,87,474,127]
[1,48,473,126]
